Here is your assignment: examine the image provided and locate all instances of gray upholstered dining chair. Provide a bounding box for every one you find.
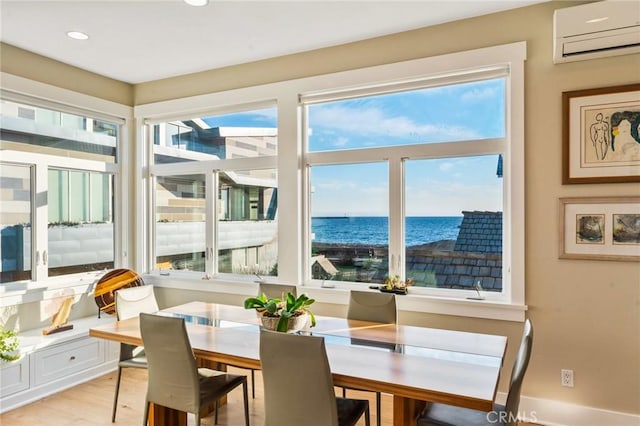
[343,290,397,426]
[139,312,249,426]
[260,330,370,426]
[111,285,159,422]
[417,319,534,426]
[259,282,297,300]
[235,282,298,399]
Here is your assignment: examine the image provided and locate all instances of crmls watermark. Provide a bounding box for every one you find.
[486,411,538,424]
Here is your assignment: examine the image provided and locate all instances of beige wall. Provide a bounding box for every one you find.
[2,0,639,417]
[0,43,133,106]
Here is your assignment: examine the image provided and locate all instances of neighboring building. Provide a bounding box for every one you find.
[310,254,338,280]
[153,121,278,274]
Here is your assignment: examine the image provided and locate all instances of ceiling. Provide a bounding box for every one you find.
[1,0,548,84]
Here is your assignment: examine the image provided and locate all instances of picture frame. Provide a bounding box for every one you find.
[559,197,640,262]
[562,83,640,184]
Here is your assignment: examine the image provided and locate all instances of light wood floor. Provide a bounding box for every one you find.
[1,368,539,425]
[0,368,380,426]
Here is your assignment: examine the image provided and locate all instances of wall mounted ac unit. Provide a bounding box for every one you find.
[553,0,640,63]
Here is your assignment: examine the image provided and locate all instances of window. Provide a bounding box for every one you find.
[147,106,278,278]
[303,71,518,302]
[48,169,115,276]
[0,163,32,283]
[404,156,502,290]
[0,95,123,284]
[155,174,206,272]
[310,163,389,283]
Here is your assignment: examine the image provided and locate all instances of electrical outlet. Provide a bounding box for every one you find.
[561,369,574,387]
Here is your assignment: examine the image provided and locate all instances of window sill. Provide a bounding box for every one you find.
[144,273,526,322]
[0,271,105,307]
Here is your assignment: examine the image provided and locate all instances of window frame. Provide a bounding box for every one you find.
[143,102,279,280]
[301,75,510,301]
[135,42,526,321]
[0,73,131,299]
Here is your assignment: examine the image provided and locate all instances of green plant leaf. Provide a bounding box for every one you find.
[0,327,20,362]
[243,297,266,309]
[264,300,279,314]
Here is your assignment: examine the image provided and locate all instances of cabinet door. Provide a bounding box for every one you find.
[33,338,104,385]
[0,355,30,396]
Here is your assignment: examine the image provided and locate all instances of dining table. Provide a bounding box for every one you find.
[89,301,507,426]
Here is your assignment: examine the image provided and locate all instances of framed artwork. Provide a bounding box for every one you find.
[562,83,640,184]
[559,197,640,261]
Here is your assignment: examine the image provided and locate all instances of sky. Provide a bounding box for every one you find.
[201,78,505,216]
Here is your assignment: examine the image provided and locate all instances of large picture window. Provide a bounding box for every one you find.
[303,74,513,299]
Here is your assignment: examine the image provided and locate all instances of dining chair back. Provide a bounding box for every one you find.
[260,330,370,426]
[111,285,159,422]
[345,290,396,426]
[417,319,534,426]
[347,290,396,324]
[503,318,534,424]
[140,313,249,426]
[259,283,297,299]
[230,283,298,400]
[115,285,159,320]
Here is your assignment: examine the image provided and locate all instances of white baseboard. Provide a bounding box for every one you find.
[496,392,640,426]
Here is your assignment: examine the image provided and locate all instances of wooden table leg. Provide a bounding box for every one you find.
[148,403,187,426]
[393,395,426,426]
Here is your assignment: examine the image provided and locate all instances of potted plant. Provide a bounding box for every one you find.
[375,275,413,295]
[0,326,20,363]
[244,292,316,333]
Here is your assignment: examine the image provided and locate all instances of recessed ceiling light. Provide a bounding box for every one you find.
[67,31,89,40]
[184,0,208,6]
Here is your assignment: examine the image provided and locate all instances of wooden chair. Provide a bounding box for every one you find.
[417,319,534,426]
[111,285,159,422]
[343,290,396,426]
[140,313,249,426]
[260,330,370,426]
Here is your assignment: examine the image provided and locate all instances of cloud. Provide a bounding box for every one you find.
[311,104,478,141]
[460,87,498,103]
[334,136,349,147]
[439,162,454,171]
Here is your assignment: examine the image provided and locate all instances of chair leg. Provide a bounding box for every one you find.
[251,369,256,399]
[365,404,371,426]
[142,400,150,426]
[375,392,381,426]
[112,366,123,423]
[242,379,250,426]
[214,400,219,424]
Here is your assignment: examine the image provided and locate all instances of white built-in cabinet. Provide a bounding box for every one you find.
[0,315,119,413]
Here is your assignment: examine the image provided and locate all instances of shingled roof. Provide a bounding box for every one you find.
[454,211,502,254]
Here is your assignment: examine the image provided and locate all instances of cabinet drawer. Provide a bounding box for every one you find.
[0,355,30,396]
[33,338,104,385]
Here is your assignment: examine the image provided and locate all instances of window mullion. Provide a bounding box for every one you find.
[388,156,404,278]
[33,162,49,281]
[208,171,217,276]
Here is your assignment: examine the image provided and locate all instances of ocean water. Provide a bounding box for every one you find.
[311,216,462,247]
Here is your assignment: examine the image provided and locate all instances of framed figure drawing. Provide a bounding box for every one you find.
[559,197,640,261]
[562,84,640,184]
